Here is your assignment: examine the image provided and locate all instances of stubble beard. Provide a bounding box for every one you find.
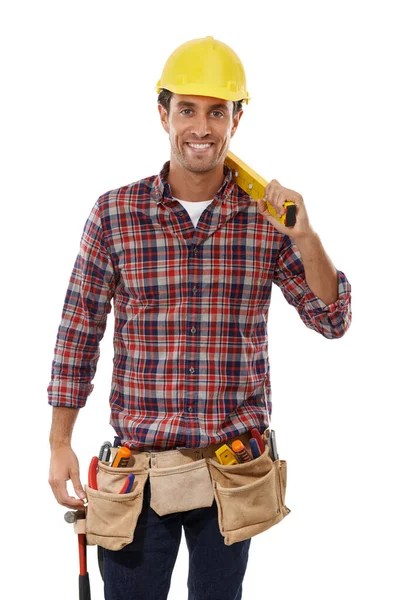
[171,140,223,174]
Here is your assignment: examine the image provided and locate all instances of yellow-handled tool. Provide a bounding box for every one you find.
[225,150,297,227]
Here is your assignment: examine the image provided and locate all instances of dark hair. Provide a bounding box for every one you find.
[157,88,243,117]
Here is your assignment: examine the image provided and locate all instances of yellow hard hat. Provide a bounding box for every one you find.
[156,36,250,104]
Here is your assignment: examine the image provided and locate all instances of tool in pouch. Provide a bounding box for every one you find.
[84,441,150,553]
[65,441,111,596]
[89,446,136,492]
[225,150,297,227]
[65,439,149,596]
[208,425,290,546]
[215,429,278,464]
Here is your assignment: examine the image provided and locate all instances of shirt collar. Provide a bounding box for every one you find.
[151,160,235,205]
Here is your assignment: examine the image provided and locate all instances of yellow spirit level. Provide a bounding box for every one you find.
[225,150,297,227]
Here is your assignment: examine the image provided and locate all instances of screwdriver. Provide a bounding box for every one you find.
[119,473,135,494]
[249,438,261,459]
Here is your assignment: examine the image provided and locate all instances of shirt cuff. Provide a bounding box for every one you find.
[47,379,94,409]
[303,270,351,317]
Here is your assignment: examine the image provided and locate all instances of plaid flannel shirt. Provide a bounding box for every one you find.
[48,162,352,450]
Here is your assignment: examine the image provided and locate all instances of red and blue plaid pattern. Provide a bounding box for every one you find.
[48,162,351,450]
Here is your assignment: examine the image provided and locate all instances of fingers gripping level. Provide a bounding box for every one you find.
[225,151,296,227]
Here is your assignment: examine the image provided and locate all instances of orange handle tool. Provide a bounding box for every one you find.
[111,446,131,468]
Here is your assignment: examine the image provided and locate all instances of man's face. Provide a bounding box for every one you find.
[158,94,243,173]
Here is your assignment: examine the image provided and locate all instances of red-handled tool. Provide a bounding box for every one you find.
[78,532,90,599]
[251,428,265,453]
[88,456,98,490]
[78,457,98,598]
[65,510,91,600]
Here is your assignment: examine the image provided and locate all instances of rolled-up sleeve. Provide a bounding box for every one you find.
[273,234,352,339]
[47,201,118,407]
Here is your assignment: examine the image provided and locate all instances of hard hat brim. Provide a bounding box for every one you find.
[156,82,250,104]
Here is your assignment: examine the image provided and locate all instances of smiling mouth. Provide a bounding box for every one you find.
[186,143,213,152]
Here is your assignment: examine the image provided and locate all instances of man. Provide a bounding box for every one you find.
[48,36,351,599]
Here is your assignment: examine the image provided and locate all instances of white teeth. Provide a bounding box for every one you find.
[188,143,211,149]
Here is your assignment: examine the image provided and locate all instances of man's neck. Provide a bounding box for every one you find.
[167,159,225,202]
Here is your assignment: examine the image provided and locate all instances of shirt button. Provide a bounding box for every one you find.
[189,367,195,374]
[192,286,198,294]
[193,248,198,255]
[191,327,197,334]
[187,406,193,413]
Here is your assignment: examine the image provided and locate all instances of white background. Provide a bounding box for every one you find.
[1,0,399,598]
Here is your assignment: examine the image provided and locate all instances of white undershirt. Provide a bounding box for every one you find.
[173,197,214,228]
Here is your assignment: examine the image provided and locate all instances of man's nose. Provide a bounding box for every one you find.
[189,115,211,138]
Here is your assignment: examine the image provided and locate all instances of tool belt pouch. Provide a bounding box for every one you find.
[207,445,290,546]
[85,453,149,551]
[149,457,214,516]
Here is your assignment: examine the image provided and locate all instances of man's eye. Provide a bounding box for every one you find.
[212,111,224,118]
[181,109,192,115]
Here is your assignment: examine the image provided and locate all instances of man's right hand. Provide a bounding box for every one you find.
[49,446,86,509]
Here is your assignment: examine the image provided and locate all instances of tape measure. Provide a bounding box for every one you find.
[225,150,296,227]
[215,444,238,465]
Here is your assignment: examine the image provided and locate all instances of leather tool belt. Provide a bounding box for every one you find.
[84,430,290,549]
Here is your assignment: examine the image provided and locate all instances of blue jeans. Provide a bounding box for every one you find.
[102,480,251,600]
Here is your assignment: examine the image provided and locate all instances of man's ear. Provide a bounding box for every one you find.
[230,109,243,138]
[158,104,170,134]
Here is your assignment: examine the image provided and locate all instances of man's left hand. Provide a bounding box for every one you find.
[257,179,312,240]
